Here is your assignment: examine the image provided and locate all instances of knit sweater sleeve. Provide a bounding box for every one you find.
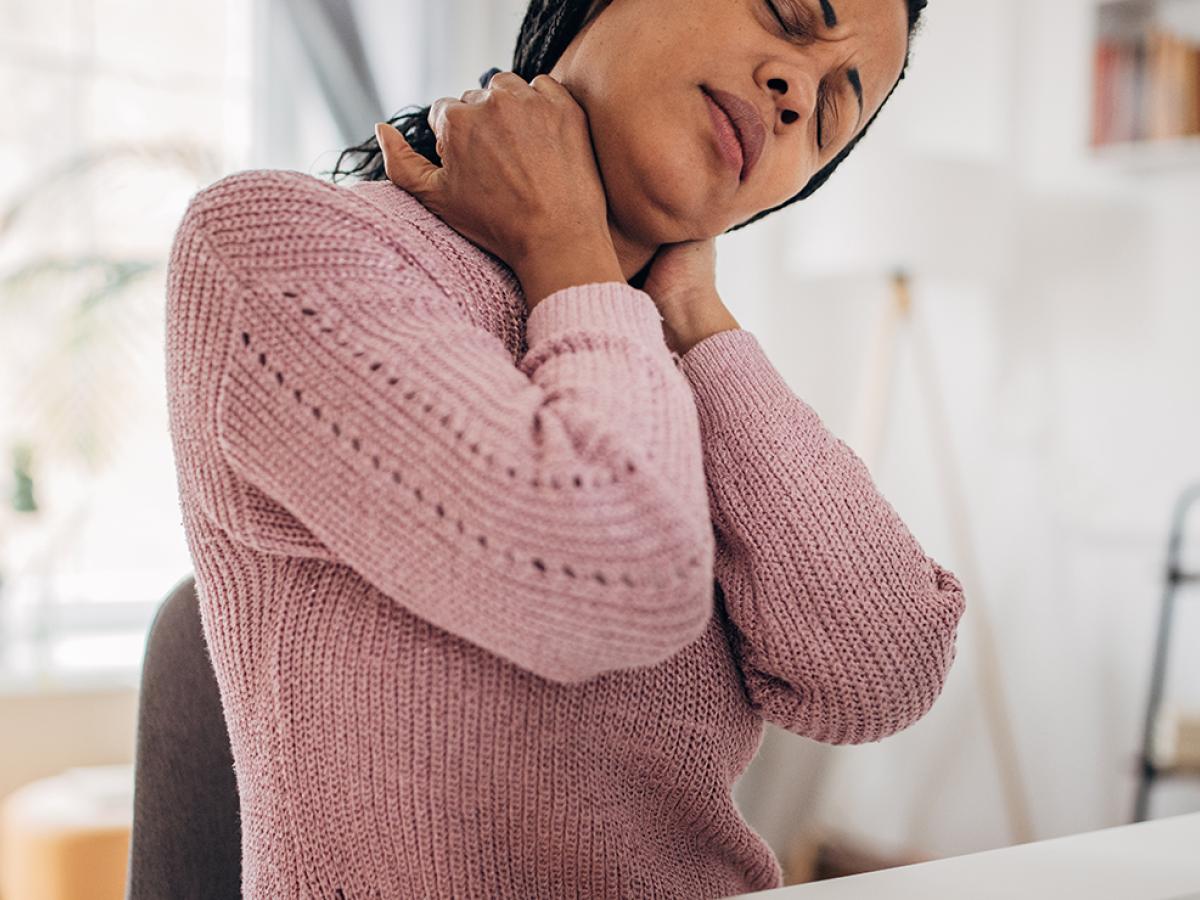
[676,327,966,745]
[165,169,715,685]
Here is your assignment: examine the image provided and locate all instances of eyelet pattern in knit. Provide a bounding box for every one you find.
[164,169,965,899]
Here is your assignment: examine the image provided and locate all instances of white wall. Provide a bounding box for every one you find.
[724,0,1200,864]
[251,0,530,175]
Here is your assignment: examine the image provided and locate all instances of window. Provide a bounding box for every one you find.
[0,0,251,691]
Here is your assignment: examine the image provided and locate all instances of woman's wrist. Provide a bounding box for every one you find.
[513,233,625,310]
[661,293,741,356]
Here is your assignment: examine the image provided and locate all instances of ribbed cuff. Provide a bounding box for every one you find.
[525,282,665,351]
[677,328,796,416]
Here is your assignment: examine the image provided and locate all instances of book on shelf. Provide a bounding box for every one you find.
[1091,25,1200,146]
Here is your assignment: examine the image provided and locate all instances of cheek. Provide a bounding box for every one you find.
[766,143,815,206]
[606,106,710,193]
[589,95,760,237]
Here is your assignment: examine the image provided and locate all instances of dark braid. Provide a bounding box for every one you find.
[323,0,929,235]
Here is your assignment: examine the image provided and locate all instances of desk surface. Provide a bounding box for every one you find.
[725,812,1200,899]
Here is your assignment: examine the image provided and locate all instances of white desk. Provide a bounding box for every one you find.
[725,812,1200,899]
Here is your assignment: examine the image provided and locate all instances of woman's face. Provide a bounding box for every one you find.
[549,0,909,243]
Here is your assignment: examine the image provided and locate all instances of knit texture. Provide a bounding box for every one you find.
[163,168,966,899]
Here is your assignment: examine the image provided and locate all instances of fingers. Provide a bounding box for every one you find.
[374,122,440,199]
[459,72,536,110]
[379,72,544,204]
[529,74,586,122]
[529,73,569,100]
[485,71,532,94]
[428,96,462,145]
[428,74,531,161]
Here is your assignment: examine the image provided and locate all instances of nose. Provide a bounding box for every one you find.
[767,74,816,128]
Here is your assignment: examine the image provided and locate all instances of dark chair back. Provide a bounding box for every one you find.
[125,575,241,899]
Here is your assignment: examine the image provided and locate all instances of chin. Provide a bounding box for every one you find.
[594,115,733,239]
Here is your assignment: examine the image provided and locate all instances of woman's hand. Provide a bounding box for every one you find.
[375,72,624,309]
[640,237,741,357]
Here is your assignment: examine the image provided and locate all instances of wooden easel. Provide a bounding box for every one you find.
[852,270,1035,847]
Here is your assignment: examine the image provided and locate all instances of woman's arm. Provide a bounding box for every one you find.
[675,327,966,745]
[166,169,716,686]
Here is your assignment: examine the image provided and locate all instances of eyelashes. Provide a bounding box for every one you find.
[764,0,818,41]
[817,85,837,150]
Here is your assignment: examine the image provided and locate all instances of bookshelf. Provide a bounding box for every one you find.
[1090,0,1200,169]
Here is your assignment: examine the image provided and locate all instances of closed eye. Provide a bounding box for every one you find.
[817,82,838,151]
[763,0,836,151]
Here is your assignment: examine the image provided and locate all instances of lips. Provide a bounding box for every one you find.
[703,86,766,182]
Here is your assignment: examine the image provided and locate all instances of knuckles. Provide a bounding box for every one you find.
[486,71,526,92]
[428,70,586,149]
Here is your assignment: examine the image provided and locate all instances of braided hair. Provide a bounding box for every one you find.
[324,0,929,234]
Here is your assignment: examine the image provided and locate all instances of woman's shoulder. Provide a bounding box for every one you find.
[183,168,432,243]
[182,170,515,298]
[342,177,521,293]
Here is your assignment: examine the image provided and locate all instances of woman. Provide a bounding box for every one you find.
[164,0,965,896]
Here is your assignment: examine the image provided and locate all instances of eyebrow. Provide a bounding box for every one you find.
[817,0,865,129]
[848,68,864,128]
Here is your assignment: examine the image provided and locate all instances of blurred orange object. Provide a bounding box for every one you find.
[0,765,132,900]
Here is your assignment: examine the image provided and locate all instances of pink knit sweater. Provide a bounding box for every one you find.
[164,168,965,899]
